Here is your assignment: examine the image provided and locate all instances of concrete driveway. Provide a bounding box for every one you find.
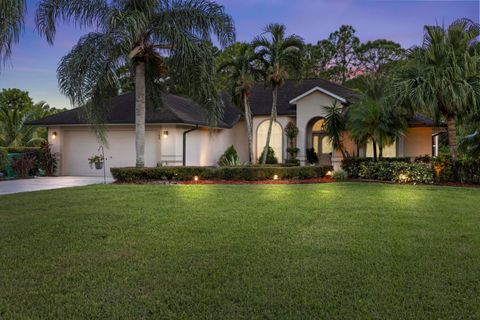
[0,176,114,196]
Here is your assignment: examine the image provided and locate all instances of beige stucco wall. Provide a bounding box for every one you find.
[294,91,340,164]
[403,127,433,158]
[184,121,248,166]
[48,122,249,176]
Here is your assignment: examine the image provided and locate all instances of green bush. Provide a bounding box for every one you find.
[258,147,278,164]
[111,166,333,183]
[332,169,347,180]
[0,148,7,172]
[355,161,434,184]
[218,145,241,166]
[306,148,318,164]
[341,157,433,184]
[433,155,480,184]
[341,157,412,178]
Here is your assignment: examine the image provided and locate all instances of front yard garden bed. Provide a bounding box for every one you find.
[111,165,333,183]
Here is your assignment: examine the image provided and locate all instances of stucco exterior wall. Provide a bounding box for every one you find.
[403,127,433,158]
[48,122,249,176]
[294,91,340,164]
[184,121,248,166]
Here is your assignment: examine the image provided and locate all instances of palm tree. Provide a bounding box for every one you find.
[218,43,263,164]
[0,0,26,67]
[392,19,480,159]
[36,0,235,167]
[323,101,347,158]
[253,23,304,164]
[349,76,407,161]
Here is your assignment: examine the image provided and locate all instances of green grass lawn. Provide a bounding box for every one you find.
[1,182,479,319]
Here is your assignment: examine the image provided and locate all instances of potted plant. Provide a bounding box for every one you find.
[285,122,300,165]
[88,155,105,170]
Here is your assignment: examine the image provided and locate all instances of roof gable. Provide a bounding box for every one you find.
[288,86,347,104]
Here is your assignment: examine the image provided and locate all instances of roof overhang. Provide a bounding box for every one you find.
[289,86,347,105]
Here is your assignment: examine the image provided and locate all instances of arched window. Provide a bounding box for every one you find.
[257,121,283,162]
[312,119,325,132]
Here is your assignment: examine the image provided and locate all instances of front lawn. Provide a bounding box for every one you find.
[1,183,479,319]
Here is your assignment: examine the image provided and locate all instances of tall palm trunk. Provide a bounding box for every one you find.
[447,115,457,159]
[261,85,278,164]
[243,93,254,164]
[135,61,146,167]
[372,140,378,161]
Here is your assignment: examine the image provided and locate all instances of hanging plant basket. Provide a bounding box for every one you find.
[88,154,105,170]
[94,161,104,170]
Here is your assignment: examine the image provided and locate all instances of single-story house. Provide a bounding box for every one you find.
[29,79,441,176]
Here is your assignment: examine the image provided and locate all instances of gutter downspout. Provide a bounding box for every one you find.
[183,125,199,166]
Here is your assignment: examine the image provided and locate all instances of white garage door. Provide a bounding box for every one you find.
[62,128,157,176]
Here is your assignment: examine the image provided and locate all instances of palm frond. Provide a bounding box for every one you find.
[36,0,110,44]
[0,0,26,65]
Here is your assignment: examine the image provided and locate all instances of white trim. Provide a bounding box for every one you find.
[289,86,347,104]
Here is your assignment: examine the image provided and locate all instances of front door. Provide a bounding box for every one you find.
[312,133,333,165]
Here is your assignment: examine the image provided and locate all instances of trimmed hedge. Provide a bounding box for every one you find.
[111,165,333,183]
[356,161,434,184]
[342,156,480,185]
[341,157,412,179]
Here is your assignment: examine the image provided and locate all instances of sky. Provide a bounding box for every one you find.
[0,0,478,109]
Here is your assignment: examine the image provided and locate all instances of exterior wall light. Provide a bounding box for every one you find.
[51,131,57,140]
[273,174,279,180]
[193,175,199,181]
[162,130,168,139]
[326,171,333,176]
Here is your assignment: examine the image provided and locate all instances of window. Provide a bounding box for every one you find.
[257,121,283,162]
[312,119,325,132]
[366,140,397,158]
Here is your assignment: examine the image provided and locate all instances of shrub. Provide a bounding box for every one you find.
[11,153,37,178]
[356,161,434,184]
[218,145,241,166]
[414,155,432,164]
[0,148,7,173]
[433,155,480,184]
[258,147,278,164]
[332,169,347,180]
[341,157,433,184]
[37,142,57,176]
[306,148,318,164]
[341,157,411,178]
[111,166,333,183]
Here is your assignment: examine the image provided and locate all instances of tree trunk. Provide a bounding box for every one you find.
[261,86,278,164]
[243,93,254,164]
[372,140,377,161]
[135,62,146,167]
[447,115,457,159]
[379,146,383,160]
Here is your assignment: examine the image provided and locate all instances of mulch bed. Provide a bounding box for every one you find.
[181,177,334,185]
[115,177,335,185]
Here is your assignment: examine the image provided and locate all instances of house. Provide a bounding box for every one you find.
[29,79,439,177]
